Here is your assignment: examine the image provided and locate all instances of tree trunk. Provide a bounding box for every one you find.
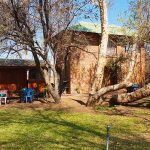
[43,69,61,103]
[111,83,150,104]
[53,66,60,96]
[87,0,108,105]
[87,82,133,106]
[124,44,137,82]
[32,49,61,103]
[87,43,138,106]
[90,0,108,93]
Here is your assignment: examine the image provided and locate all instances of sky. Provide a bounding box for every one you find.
[79,0,131,26]
[108,0,130,26]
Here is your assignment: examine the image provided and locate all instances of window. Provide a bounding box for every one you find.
[107,40,117,56]
[145,43,150,53]
[124,43,133,52]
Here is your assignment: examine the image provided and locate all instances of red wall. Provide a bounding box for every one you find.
[0,68,26,92]
[0,67,46,96]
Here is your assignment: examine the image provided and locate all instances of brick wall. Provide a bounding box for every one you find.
[68,32,146,94]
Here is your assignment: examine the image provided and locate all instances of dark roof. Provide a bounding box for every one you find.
[0,59,37,67]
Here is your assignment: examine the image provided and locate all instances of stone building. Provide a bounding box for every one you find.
[57,22,146,94]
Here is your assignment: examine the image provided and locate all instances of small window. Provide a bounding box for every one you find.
[124,43,133,52]
[145,43,150,53]
[107,40,117,56]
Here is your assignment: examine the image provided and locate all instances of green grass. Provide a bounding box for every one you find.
[133,108,150,115]
[0,107,149,150]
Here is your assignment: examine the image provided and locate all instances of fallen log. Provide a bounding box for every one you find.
[86,82,132,106]
[110,83,150,105]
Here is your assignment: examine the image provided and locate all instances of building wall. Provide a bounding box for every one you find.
[0,68,26,92]
[70,45,98,94]
[56,31,146,94]
[120,48,145,86]
[145,56,150,82]
[0,67,45,96]
[69,35,146,94]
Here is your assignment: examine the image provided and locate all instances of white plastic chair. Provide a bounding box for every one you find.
[0,90,8,105]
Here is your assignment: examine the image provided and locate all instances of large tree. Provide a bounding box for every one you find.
[87,0,109,105]
[127,0,150,44]
[86,0,139,106]
[0,0,92,103]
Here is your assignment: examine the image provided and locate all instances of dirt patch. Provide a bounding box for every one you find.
[0,95,96,113]
[0,95,150,122]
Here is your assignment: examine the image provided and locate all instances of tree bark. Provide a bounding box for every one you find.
[43,69,61,103]
[90,0,108,93]
[111,83,150,104]
[87,0,108,106]
[87,82,133,106]
[124,44,137,82]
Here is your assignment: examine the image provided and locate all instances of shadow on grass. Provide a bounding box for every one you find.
[0,108,106,149]
[110,134,150,150]
[0,108,149,150]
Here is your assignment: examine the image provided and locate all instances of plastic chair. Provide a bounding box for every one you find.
[20,88,34,103]
[0,90,8,105]
[25,88,34,103]
[20,88,27,102]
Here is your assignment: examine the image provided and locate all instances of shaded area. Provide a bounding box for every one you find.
[124,97,150,107]
[72,99,86,105]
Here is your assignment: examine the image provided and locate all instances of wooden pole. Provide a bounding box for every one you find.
[27,70,29,89]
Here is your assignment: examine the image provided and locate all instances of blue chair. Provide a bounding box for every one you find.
[127,84,140,93]
[20,88,34,103]
[132,84,140,91]
[20,88,27,102]
[0,93,6,97]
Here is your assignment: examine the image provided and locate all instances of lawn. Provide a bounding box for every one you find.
[0,106,149,150]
